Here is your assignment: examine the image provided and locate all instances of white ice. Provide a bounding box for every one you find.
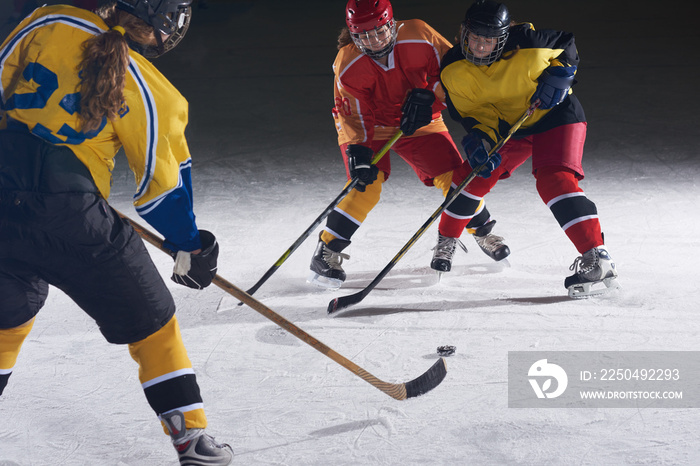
[2,0,699,464]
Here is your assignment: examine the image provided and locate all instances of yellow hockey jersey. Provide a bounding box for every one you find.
[0,5,200,251]
[440,23,586,146]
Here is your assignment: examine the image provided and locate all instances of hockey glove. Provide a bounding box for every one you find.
[400,88,435,136]
[462,133,501,178]
[171,230,219,289]
[346,144,379,192]
[531,65,577,110]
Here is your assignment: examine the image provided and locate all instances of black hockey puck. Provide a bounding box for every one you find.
[437,345,456,356]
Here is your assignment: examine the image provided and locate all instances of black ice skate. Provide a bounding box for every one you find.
[307,237,351,290]
[430,233,467,274]
[161,410,233,466]
[472,220,510,261]
[564,246,620,298]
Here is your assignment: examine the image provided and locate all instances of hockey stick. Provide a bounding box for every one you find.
[118,211,446,400]
[240,130,403,301]
[328,104,539,314]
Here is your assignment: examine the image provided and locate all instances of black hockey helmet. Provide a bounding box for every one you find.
[116,0,192,58]
[461,0,510,65]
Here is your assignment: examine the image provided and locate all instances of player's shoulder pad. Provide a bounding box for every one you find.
[334,43,365,75]
[396,19,441,42]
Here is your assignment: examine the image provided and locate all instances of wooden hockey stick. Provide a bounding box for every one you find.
[240,130,403,301]
[119,211,446,400]
[328,104,539,314]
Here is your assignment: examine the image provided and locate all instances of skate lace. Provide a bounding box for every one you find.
[569,249,599,275]
[432,235,467,260]
[474,233,505,252]
[322,247,350,270]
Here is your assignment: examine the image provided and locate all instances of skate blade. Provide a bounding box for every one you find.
[306,271,343,291]
[568,276,621,298]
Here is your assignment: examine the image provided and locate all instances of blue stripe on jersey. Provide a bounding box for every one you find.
[127,60,158,201]
[136,159,201,252]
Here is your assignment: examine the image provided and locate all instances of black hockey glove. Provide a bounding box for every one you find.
[531,65,577,110]
[346,144,378,192]
[171,230,219,289]
[400,88,435,136]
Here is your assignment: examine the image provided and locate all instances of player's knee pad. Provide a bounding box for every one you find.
[432,171,453,197]
[323,172,385,243]
[0,318,35,370]
[0,318,35,396]
[336,171,384,220]
[535,166,581,204]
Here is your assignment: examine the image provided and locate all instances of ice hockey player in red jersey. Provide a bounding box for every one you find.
[440,0,619,297]
[0,1,231,464]
[309,0,511,290]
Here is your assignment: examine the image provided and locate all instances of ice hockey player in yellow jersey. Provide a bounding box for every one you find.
[0,1,232,464]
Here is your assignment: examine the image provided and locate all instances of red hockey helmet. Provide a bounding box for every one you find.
[345,0,397,59]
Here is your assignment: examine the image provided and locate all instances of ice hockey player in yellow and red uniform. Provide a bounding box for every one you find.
[0,1,232,464]
[440,0,619,297]
[309,0,511,290]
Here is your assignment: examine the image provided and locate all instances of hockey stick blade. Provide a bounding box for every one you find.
[118,211,446,400]
[405,357,447,398]
[327,289,368,314]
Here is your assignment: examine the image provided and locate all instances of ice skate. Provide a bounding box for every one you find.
[564,246,620,298]
[307,237,351,290]
[431,233,468,278]
[472,220,510,261]
[162,410,233,466]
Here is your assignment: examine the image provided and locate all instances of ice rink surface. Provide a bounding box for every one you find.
[1,1,699,464]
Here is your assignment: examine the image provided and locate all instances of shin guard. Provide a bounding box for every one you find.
[536,167,603,253]
[128,316,207,434]
[321,172,384,243]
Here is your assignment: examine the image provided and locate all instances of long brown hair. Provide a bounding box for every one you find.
[78,3,154,132]
[337,27,354,50]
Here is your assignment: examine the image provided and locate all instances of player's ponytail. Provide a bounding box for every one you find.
[78,4,154,133]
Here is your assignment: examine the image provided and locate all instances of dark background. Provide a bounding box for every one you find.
[2,0,698,170]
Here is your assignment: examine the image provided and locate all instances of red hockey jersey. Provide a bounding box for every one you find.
[331,19,453,146]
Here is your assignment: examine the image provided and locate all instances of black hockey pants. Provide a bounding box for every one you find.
[0,130,175,343]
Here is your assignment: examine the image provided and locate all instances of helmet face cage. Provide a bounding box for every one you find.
[350,20,397,60]
[158,4,191,56]
[116,0,192,58]
[460,0,510,66]
[345,0,396,60]
[460,23,508,66]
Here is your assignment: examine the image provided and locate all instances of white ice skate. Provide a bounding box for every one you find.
[161,410,233,466]
[565,246,620,298]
